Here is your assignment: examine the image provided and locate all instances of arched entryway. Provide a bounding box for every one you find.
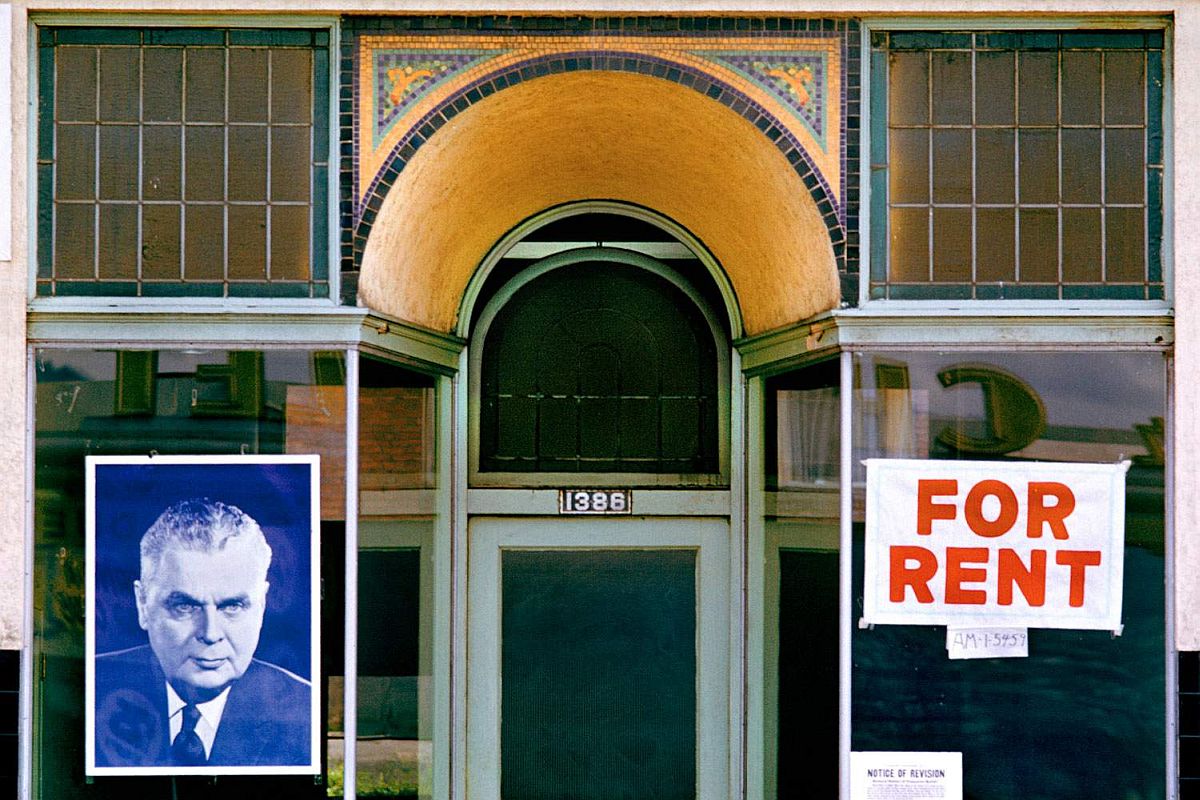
[461,210,735,800]
[357,70,841,336]
[354,64,845,800]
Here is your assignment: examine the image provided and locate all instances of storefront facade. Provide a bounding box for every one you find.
[1,2,1196,799]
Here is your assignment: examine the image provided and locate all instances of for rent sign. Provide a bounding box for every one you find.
[863,459,1129,631]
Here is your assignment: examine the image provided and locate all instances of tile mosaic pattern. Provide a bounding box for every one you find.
[356,33,844,215]
[694,50,829,146]
[371,49,502,149]
[341,17,862,304]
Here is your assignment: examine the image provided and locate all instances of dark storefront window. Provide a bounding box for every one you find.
[850,351,1166,800]
[33,350,440,799]
[762,358,841,799]
[870,30,1165,300]
[325,357,438,799]
[36,28,330,298]
[33,349,346,799]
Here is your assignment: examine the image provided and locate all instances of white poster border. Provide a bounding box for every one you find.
[84,454,322,777]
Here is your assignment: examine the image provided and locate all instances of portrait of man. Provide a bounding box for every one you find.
[86,456,320,776]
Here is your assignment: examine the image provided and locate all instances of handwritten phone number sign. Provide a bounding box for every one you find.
[946,626,1029,660]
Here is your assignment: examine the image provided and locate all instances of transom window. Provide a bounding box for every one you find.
[870,29,1165,301]
[477,259,722,477]
[36,27,330,298]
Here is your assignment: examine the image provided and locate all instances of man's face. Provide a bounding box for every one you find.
[134,538,269,702]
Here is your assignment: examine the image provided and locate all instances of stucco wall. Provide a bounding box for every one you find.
[359,70,840,335]
[1172,6,1200,649]
[1,1,24,652]
[6,1,1196,651]
[10,1,1189,12]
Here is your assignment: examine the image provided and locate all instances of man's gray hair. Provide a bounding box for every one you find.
[139,498,272,584]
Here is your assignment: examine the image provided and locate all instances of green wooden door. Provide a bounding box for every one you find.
[466,516,730,800]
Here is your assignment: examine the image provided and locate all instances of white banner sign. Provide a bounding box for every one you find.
[863,459,1128,631]
[850,751,962,800]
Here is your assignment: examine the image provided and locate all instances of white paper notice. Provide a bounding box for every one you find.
[850,751,963,800]
[946,626,1029,660]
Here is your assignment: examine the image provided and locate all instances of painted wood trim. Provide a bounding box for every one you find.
[433,374,455,800]
[26,309,465,370]
[744,376,766,800]
[455,201,743,341]
[450,361,469,800]
[728,350,747,800]
[466,488,730,516]
[738,312,1174,376]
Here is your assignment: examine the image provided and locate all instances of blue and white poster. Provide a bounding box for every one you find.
[85,455,321,776]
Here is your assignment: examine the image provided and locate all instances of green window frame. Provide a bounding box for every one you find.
[868,28,1166,301]
[35,26,331,299]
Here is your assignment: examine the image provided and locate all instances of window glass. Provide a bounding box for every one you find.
[329,357,438,799]
[34,349,345,798]
[761,359,841,799]
[36,28,330,298]
[478,261,721,477]
[871,30,1164,300]
[850,351,1166,799]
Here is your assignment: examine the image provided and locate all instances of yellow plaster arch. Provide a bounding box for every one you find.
[359,70,840,336]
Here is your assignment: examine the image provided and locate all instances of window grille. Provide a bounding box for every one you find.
[479,262,720,475]
[36,27,330,298]
[870,30,1165,301]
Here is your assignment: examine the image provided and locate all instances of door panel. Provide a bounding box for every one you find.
[502,549,696,799]
[467,517,729,800]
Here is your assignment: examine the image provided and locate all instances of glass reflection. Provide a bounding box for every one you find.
[764,360,841,799]
[850,351,1166,800]
[34,349,346,799]
[327,357,437,799]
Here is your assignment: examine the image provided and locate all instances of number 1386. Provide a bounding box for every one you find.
[559,489,631,514]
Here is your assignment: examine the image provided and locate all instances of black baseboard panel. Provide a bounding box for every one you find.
[0,650,17,797]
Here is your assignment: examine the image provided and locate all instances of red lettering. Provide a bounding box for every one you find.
[944,547,989,604]
[964,479,1018,538]
[1055,550,1102,607]
[1027,482,1075,540]
[917,479,958,535]
[889,546,938,603]
[997,548,1046,606]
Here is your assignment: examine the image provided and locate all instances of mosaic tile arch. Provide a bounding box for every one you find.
[342,17,861,288]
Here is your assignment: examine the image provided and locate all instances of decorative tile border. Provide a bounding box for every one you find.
[340,18,862,302]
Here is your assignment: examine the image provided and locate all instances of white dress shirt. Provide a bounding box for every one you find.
[166,682,232,760]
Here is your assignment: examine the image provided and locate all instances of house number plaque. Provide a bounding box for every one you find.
[558,489,632,515]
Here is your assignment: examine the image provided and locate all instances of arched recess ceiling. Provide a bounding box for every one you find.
[359,71,839,335]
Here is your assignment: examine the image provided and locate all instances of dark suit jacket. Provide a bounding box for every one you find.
[94,644,312,768]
